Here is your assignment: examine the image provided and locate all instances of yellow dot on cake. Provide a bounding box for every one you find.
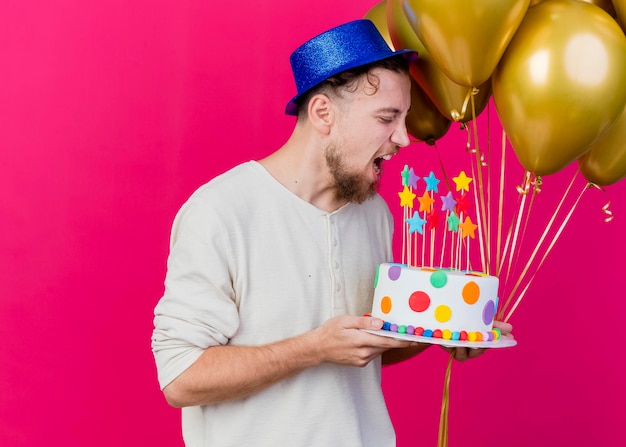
[434,304,451,322]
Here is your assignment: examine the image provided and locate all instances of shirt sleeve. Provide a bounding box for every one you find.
[151,196,240,390]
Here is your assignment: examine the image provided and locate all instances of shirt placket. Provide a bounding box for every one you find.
[327,214,345,316]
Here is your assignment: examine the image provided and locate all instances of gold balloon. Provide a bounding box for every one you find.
[531,0,617,17]
[492,0,626,176]
[364,1,394,47]
[406,78,452,144]
[400,0,530,87]
[386,0,424,54]
[365,0,451,143]
[614,0,626,29]
[387,0,492,122]
[578,104,626,186]
[409,64,492,123]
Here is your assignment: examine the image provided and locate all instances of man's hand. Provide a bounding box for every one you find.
[440,320,513,362]
[310,315,419,367]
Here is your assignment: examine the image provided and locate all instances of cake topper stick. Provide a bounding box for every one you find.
[399,179,417,265]
[440,192,454,266]
[423,172,440,267]
[403,204,408,265]
[466,236,471,271]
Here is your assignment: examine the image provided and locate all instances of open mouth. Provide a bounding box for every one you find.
[374,154,393,176]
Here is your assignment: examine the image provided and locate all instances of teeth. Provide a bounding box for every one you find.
[382,154,392,161]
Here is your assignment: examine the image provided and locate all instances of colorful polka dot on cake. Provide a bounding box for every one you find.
[434,305,451,322]
[409,291,430,312]
[380,296,392,314]
[430,270,448,288]
[462,281,480,304]
[388,265,402,280]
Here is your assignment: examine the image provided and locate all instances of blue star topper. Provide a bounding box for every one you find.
[423,171,440,193]
[406,211,427,235]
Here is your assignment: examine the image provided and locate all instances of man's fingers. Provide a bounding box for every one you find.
[493,320,513,337]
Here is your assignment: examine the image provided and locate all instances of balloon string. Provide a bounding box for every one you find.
[588,182,615,222]
[509,176,541,289]
[464,94,490,274]
[497,172,534,318]
[498,171,531,296]
[495,129,507,277]
[434,142,453,194]
[602,201,614,223]
[470,157,485,271]
[472,95,491,273]
[437,352,454,447]
[485,101,493,275]
[433,141,454,268]
[500,169,582,321]
[450,87,477,123]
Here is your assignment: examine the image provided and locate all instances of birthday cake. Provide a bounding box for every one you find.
[367,165,508,343]
[370,263,501,342]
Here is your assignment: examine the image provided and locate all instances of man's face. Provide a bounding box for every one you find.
[325,68,412,203]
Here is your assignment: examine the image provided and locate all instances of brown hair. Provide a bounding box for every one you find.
[294,55,410,117]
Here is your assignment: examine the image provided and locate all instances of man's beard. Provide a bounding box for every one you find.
[325,145,379,204]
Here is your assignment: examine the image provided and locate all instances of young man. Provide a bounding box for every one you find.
[152,19,511,446]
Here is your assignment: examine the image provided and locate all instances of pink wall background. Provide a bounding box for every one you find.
[1,1,624,446]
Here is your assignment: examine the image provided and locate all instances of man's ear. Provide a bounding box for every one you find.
[307,94,334,134]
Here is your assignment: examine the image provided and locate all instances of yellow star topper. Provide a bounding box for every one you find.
[452,171,473,192]
[398,186,416,208]
[459,216,478,239]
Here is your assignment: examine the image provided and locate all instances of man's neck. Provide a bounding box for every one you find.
[258,135,347,213]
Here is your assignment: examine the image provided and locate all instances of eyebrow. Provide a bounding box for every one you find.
[374,107,406,120]
[375,107,403,115]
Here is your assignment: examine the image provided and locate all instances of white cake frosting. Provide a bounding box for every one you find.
[371,263,500,342]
